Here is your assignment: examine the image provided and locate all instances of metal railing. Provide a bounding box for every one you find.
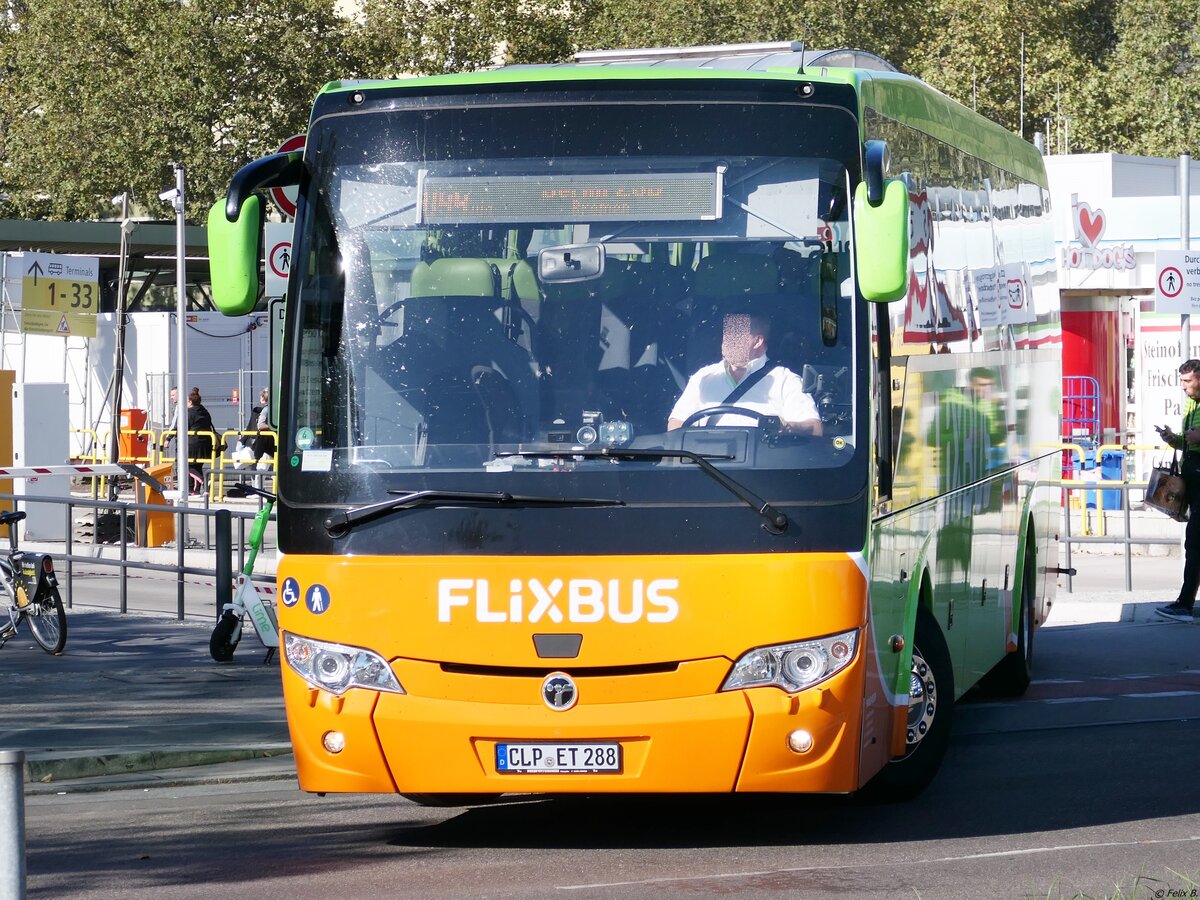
[71,427,277,501]
[0,488,273,621]
[1050,442,1182,593]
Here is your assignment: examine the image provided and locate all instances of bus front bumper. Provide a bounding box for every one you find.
[282,654,867,795]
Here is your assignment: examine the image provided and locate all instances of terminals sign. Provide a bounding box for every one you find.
[17,252,99,338]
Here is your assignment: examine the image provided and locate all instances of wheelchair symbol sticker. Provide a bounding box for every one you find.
[305,583,331,615]
[281,577,300,608]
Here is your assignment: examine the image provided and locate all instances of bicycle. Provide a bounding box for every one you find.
[0,510,68,655]
[210,482,279,663]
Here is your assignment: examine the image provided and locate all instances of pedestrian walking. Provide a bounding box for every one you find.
[186,388,214,495]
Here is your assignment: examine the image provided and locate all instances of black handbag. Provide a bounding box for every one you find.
[1146,451,1188,522]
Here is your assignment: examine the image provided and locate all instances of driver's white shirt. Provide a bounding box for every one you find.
[669,356,818,427]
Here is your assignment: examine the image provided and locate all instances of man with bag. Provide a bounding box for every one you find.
[1156,358,1200,621]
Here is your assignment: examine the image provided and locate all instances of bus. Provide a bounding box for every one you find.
[207,41,1060,802]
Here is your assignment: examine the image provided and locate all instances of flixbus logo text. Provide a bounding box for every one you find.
[437,578,680,624]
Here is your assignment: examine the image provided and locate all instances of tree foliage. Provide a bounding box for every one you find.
[0,0,352,220]
[0,0,1196,222]
[1073,0,1200,156]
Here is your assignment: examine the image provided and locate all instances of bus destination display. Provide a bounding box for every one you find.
[416,171,723,225]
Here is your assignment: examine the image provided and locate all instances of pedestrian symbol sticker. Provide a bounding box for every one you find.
[281,577,300,608]
[305,583,330,615]
[56,315,70,334]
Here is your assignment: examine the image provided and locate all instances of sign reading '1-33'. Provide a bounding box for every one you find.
[19,252,99,338]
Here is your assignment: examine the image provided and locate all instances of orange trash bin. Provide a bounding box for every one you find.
[136,463,176,547]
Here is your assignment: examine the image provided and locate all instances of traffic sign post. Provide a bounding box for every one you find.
[1154,250,1200,314]
[18,252,99,337]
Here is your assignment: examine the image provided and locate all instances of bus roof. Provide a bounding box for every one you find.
[317,42,1045,187]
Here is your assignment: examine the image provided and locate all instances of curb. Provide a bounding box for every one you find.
[24,743,293,785]
[23,755,298,795]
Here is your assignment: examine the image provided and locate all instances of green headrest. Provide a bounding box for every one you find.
[693,253,779,297]
[410,258,498,298]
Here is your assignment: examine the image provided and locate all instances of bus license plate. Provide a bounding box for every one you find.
[495,742,622,774]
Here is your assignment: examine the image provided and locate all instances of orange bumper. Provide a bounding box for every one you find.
[282,647,866,795]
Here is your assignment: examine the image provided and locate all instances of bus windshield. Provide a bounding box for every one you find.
[289,93,863,502]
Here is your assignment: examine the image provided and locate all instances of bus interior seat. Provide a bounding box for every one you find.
[388,257,537,461]
[485,257,541,354]
[539,270,611,420]
[685,251,780,373]
[610,259,694,433]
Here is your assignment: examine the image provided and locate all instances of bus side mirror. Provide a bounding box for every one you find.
[853,179,909,303]
[207,194,263,316]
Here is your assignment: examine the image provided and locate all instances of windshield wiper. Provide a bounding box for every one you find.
[324,489,624,536]
[496,449,788,535]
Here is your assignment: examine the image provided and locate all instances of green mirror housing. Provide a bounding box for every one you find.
[853,179,910,303]
[207,194,263,316]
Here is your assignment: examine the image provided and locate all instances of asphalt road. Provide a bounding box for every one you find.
[3,553,1197,898]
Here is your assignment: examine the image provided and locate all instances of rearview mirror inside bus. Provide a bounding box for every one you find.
[207,194,264,316]
[538,242,605,284]
[853,179,909,303]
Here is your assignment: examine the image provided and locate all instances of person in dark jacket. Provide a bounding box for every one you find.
[186,387,215,494]
[252,388,276,464]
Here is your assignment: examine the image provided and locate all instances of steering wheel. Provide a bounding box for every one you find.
[679,405,771,429]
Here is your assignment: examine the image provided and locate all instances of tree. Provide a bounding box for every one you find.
[352,0,577,76]
[903,0,1114,148]
[1073,0,1200,156]
[0,0,352,221]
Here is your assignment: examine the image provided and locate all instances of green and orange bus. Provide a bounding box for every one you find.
[208,41,1061,802]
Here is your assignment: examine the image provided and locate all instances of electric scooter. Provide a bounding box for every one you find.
[210,481,279,663]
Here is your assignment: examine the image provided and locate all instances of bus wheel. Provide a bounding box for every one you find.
[983,548,1036,697]
[401,793,500,808]
[862,605,954,802]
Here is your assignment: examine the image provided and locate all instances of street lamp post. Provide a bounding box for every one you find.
[160,164,189,618]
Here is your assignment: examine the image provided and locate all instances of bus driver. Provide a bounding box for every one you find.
[667,312,823,435]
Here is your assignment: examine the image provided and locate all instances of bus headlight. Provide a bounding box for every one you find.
[721,630,858,694]
[283,632,405,696]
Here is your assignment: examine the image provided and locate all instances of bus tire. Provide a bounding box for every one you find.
[401,793,500,808]
[862,605,954,802]
[983,545,1036,697]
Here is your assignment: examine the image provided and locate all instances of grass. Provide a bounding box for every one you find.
[1031,867,1199,900]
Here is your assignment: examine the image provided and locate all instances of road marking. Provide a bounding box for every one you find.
[557,836,1200,891]
[1041,696,1110,704]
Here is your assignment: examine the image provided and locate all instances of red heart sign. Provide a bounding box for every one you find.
[1078,205,1105,246]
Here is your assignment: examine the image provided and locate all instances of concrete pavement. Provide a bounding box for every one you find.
[1,607,294,793]
[1,546,1195,795]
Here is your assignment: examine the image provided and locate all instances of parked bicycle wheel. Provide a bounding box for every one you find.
[26,586,66,655]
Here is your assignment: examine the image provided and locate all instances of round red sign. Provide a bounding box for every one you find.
[269,134,306,219]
